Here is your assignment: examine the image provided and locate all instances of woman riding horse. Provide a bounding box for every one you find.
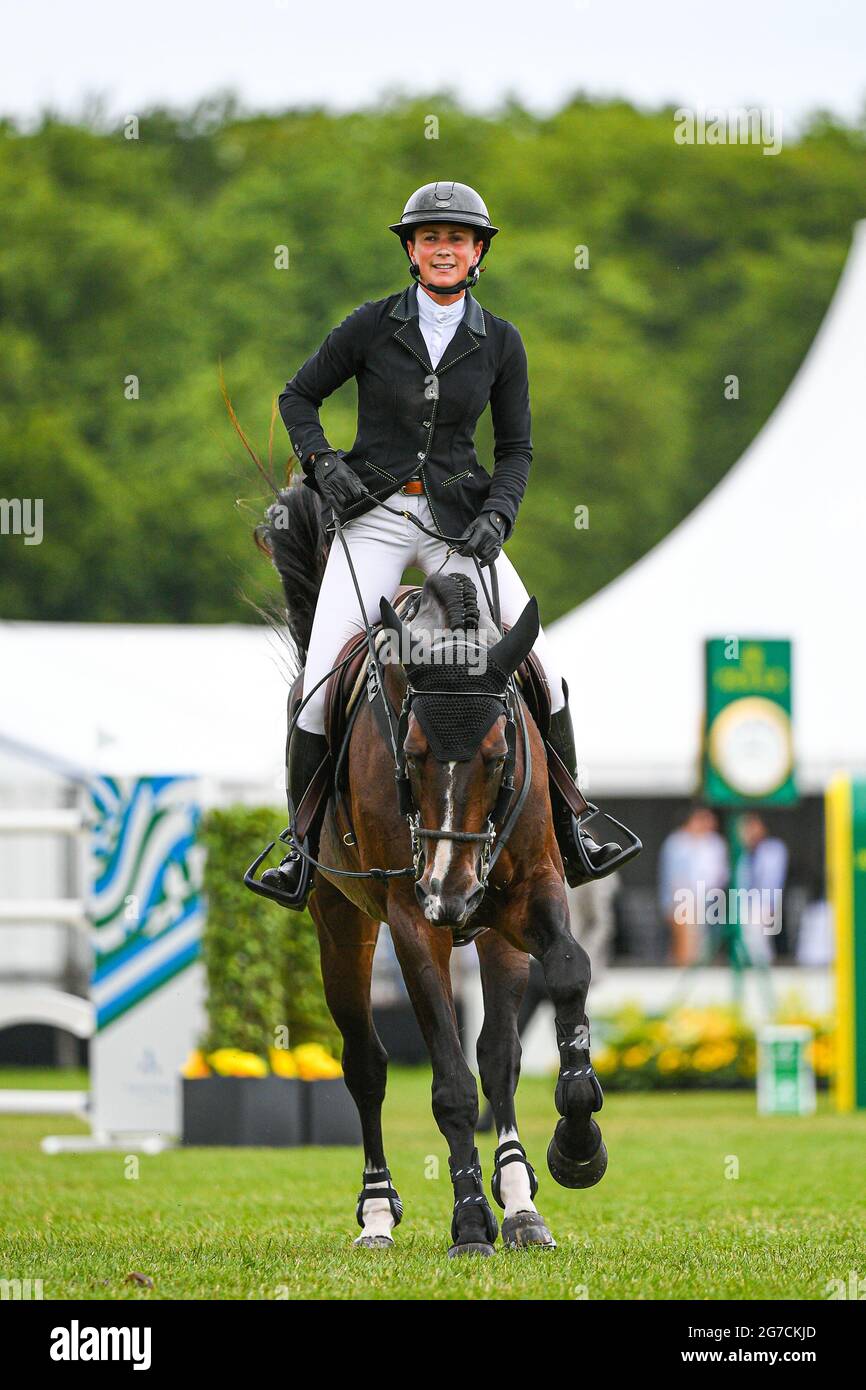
[260,180,628,904]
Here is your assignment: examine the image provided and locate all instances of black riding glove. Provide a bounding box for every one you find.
[313,451,370,512]
[456,509,507,566]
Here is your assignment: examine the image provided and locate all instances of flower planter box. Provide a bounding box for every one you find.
[182,1075,361,1147]
[182,1076,304,1147]
[303,1076,362,1146]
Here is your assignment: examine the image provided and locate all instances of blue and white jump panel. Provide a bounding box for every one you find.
[88,775,206,1137]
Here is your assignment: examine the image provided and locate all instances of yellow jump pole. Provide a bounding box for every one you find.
[826,773,864,1110]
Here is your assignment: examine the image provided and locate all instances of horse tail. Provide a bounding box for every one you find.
[254,485,330,659]
[218,376,329,661]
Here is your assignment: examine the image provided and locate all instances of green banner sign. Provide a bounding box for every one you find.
[703,638,796,806]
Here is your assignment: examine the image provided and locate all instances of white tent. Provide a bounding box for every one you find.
[551,220,866,797]
[0,622,292,799]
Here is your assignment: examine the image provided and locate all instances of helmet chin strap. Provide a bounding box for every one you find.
[409,258,481,294]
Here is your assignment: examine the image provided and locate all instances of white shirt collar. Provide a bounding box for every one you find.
[415,283,466,323]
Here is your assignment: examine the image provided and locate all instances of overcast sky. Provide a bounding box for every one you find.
[3,0,864,129]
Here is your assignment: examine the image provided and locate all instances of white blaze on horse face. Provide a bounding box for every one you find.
[496,1128,538,1217]
[422,761,456,922]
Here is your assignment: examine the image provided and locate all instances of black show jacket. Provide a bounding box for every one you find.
[278,283,532,541]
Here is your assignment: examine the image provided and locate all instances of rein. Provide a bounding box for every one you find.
[276,494,533,888]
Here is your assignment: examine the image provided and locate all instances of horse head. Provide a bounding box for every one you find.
[379,575,539,929]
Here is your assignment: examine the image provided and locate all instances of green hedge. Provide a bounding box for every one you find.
[199,806,340,1057]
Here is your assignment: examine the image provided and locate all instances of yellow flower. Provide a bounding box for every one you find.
[592,1045,618,1075]
[697,1009,739,1042]
[622,1044,653,1069]
[670,1006,739,1045]
[181,1049,211,1078]
[807,1036,834,1077]
[692,1041,737,1072]
[657,1047,687,1073]
[646,1019,672,1044]
[668,1008,709,1046]
[268,1046,299,1078]
[207,1048,268,1077]
[292,1043,343,1080]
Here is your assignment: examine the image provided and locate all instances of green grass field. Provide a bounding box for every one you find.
[1,1067,864,1301]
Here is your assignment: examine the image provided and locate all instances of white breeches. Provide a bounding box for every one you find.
[296,493,566,734]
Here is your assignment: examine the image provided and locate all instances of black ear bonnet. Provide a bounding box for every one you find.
[404,652,511,761]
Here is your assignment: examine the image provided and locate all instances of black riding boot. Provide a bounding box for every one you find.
[547,681,621,887]
[259,728,329,909]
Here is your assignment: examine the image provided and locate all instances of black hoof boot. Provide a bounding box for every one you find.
[354,1166,403,1248]
[448,1149,498,1258]
[547,1118,608,1190]
[501,1211,557,1249]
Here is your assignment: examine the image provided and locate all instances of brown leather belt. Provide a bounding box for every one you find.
[400,477,424,495]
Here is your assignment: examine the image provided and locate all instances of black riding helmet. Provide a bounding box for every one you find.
[389,181,499,293]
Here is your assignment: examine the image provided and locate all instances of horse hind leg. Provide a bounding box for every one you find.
[308,878,402,1248]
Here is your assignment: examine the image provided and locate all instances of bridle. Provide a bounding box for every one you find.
[394,657,519,891]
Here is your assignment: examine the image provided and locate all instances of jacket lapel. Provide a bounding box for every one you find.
[434,320,481,374]
[393,317,435,373]
[389,283,485,375]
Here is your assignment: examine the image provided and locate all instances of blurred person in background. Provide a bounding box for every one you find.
[733,812,788,966]
[796,870,834,966]
[566,872,619,982]
[658,804,729,965]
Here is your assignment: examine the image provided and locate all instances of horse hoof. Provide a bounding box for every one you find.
[447,1242,496,1258]
[502,1211,557,1249]
[353,1234,394,1249]
[547,1119,608,1190]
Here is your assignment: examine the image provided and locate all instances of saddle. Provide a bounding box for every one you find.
[287,584,588,841]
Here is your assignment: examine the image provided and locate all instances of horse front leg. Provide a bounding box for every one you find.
[523,874,609,1191]
[388,898,499,1258]
[475,929,556,1249]
[309,877,402,1249]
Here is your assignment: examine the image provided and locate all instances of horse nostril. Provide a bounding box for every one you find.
[466,883,485,914]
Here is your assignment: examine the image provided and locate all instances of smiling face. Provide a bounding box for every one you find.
[407,222,485,302]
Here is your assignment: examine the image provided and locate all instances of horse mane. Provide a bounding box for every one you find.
[419,572,482,635]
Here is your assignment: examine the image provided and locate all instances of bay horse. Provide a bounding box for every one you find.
[253,484,608,1255]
